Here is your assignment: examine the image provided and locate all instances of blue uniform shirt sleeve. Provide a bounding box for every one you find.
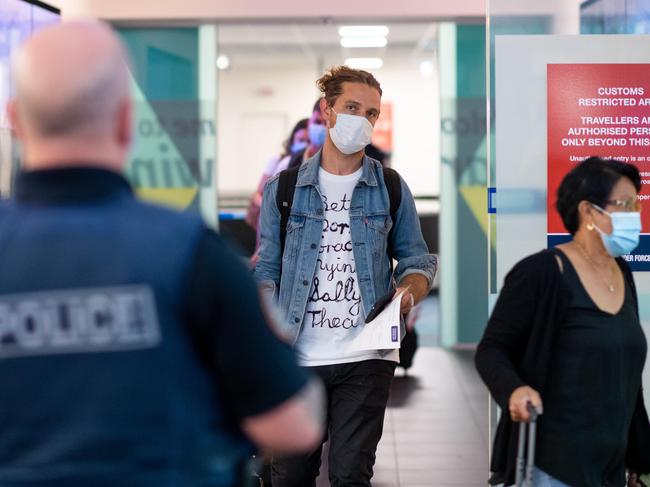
[185,228,309,419]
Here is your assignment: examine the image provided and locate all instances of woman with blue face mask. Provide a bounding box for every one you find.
[476,157,650,487]
[246,118,309,262]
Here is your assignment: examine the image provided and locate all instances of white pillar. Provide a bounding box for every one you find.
[438,23,458,347]
[199,24,218,228]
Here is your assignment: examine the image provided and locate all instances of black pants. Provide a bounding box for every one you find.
[271,359,396,487]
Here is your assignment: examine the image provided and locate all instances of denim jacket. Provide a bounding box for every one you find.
[255,151,438,344]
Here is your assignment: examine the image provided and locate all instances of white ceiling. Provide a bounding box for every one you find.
[218,22,438,67]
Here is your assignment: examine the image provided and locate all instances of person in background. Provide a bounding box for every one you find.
[286,99,326,170]
[246,118,309,254]
[1,20,324,486]
[476,158,650,487]
[249,101,326,264]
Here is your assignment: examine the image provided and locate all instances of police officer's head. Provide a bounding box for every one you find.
[8,20,132,172]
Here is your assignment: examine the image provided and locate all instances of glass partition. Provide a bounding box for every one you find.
[439,22,489,346]
[117,26,218,226]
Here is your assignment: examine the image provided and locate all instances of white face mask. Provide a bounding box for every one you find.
[329,108,374,155]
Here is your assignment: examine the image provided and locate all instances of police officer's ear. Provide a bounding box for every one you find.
[6,100,24,140]
[115,97,133,149]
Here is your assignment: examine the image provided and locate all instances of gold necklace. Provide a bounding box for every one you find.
[573,240,615,292]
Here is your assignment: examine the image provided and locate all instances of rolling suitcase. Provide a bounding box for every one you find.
[515,404,539,487]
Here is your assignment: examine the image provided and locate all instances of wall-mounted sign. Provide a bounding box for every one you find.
[547,63,650,270]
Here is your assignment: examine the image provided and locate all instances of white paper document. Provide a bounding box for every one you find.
[346,291,403,352]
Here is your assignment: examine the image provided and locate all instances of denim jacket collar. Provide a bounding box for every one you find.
[296,150,379,188]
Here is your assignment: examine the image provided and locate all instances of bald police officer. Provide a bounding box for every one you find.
[1,20,324,487]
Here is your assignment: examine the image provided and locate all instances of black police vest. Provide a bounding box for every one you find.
[0,188,248,486]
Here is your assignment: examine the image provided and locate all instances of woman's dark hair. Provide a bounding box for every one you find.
[281,118,308,157]
[556,156,641,234]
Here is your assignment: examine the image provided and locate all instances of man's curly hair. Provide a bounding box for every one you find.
[316,65,382,106]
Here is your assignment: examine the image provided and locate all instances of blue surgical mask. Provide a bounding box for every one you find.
[290,141,308,154]
[592,204,642,257]
[308,123,326,148]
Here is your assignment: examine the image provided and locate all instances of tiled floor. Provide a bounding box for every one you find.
[316,347,491,487]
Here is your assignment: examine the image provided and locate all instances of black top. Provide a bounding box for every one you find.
[12,167,309,419]
[475,248,650,485]
[536,251,647,487]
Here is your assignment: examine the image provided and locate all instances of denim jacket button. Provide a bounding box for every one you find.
[316,208,323,215]
[303,280,309,286]
[310,243,317,249]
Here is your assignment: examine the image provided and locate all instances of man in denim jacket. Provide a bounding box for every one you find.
[255,66,437,487]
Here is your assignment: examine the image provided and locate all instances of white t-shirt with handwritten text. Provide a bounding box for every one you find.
[295,167,399,366]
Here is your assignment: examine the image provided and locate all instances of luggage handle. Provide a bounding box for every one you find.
[515,403,538,487]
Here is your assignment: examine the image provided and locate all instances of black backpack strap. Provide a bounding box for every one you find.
[276,166,300,258]
[382,167,402,259]
[382,167,401,221]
